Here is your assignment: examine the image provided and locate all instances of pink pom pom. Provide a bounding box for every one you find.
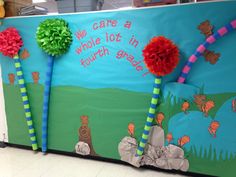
[0,28,23,58]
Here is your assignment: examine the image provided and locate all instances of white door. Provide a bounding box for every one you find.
[0,65,8,142]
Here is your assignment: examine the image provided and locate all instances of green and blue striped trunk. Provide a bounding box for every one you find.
[13,55,38,151]
[136,76,161,156]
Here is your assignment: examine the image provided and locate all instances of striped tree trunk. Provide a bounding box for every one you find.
[136,76,161,156]
[13,55,38,151]
[42,55,54,153]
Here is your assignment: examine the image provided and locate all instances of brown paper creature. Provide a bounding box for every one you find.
[20,49,30,59]
[198,20,221,64]
[203,50,220,65]
[8,73,15,85]
[32,72,39,84]
[194,94,215,117]
[198,20,214,37]
[78,115,98,156]
[194,94,206,110]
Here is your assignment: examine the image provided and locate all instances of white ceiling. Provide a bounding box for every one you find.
[33,0,134,14]
[102,0,133,10]
[33,0,58,13]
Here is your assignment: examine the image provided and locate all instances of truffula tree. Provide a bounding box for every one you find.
[178,19,236,83]
[36,18,72,153]
[0,28,38,151]
[136,36,179,156]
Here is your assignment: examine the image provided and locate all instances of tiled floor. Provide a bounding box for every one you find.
[0,147,186,177]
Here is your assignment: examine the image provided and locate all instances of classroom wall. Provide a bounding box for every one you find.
[0,66,8,142]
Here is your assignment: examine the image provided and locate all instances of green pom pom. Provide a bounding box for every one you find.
[36,18,72,57]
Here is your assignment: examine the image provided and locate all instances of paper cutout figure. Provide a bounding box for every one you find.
[20,49,30,60]
[202,100,215,117]
[178,136,190,147]
[8,73,15,85]
[128,123,135,137]
[32,72,39,84]
[198,20,214,37]
[194,94,215,117]
[197,20,221,65]
[182,101,190,114]
[166,133,173,144]
[203,50,220,65]
[156,112,165,128]
[194,94,206,110]
[77,115,98,156]
[208,121,220,138]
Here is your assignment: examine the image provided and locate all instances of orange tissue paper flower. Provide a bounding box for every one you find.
[143,36,179,76]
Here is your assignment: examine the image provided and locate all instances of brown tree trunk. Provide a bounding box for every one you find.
[78,116,98,156]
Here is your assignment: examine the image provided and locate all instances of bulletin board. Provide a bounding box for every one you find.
[1,1,236,177]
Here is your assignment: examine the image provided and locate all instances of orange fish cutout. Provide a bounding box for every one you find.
[182,101,190,114]
[208,121,220,138]
[166,133,173,144]
[202,100,215,117]
[128,123,135,137]
[156,112,165,128]
[178,136,190,147]
[20,49,30,59]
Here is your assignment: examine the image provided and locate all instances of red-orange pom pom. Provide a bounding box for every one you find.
[0,28,23,58]
[143,36,179,76]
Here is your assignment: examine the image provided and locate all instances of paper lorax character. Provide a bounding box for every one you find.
[0,0,5,18]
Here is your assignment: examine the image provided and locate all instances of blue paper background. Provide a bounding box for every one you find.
[1,1,236,94]
[1,2,236,176]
